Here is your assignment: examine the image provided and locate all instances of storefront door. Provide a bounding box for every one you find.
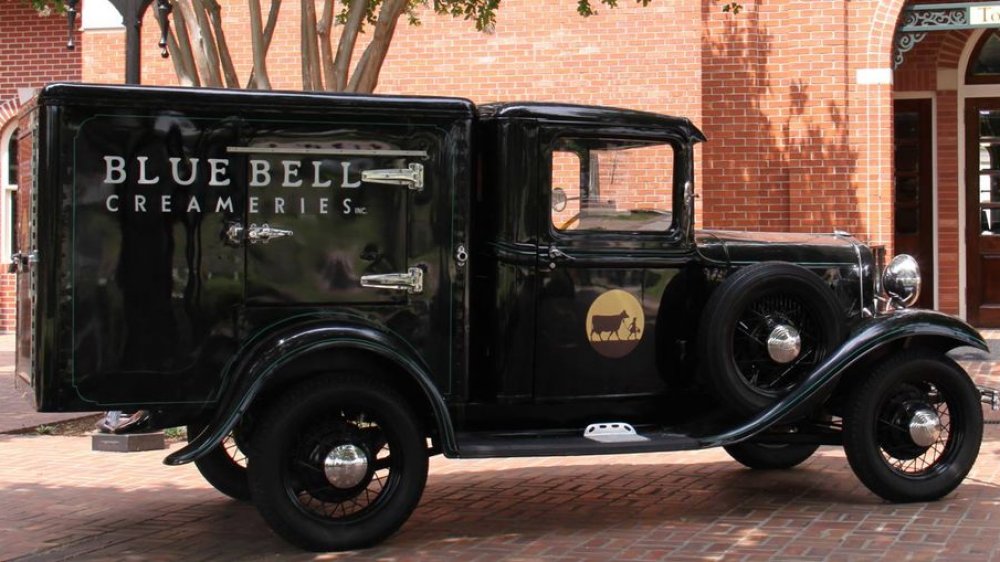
[965,99,1000,327]
[893,99,934,310]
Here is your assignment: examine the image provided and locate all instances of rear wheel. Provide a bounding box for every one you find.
[843,350,982,502]
[188,423,250,501]
[248,374,428,551]
[724,442,819,469]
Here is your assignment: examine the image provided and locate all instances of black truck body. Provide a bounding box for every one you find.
[15,84,994,551]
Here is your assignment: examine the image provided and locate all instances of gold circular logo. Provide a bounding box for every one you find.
[586,290,645,358]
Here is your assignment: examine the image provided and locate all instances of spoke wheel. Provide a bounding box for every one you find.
[249,374,427,552]
[724,442,819,470]
[844,350,982,502]
[188,422,251,501]
[699,262,846,414]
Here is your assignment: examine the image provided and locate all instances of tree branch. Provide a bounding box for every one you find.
[175,0,223,87]
[246,0,281,89]
[166,26,199,86]
[300,0,322,90]
[332,0,366,92]
[204,0,240,87]
[169,0,201,86]
[247,0,271,89]
[317,0,336,90]
[347,0,406,93]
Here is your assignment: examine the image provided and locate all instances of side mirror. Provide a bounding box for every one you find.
[552,188,568,212]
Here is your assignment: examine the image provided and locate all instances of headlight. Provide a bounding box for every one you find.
[882,254,921,308]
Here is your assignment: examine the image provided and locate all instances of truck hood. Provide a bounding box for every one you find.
[695,230,863,266]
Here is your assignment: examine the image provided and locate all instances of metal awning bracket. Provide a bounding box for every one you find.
[895,3,1000,69]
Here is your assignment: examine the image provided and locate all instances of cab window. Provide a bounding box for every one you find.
[550,137,675,233]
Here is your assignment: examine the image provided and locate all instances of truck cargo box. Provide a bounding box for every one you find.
[17,84,473,412]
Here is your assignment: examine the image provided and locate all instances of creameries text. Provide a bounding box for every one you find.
[100,155,372,215]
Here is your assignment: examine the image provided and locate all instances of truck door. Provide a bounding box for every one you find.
[237,119,433,305]
[533,132,687,400]
[66,109,246,406]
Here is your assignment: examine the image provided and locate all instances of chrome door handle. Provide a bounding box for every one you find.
[247,223,293,244]
[546,245,575,269]
[224,223,294,245]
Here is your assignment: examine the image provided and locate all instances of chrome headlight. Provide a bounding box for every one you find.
[881,254,921,308]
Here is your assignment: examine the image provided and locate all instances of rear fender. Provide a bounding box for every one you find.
[163,315,455,465]
[701,309,986,447]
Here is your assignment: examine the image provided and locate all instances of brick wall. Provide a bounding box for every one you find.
[102,0,902,247]
[0,4,81,101]
[0,4,82,334]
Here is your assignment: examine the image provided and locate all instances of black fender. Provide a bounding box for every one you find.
[163,314,456,465]
[700,309,987,448]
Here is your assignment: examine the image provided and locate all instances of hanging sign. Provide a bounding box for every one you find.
[971,5,1000,25]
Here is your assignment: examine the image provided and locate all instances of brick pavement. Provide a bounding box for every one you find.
[0,335,98,434]
[0,336,998,561]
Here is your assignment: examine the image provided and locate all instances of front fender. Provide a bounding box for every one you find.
[163,315,455,465]
[700,309,986,448]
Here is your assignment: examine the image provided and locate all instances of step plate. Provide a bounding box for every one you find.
[583,422,650,443]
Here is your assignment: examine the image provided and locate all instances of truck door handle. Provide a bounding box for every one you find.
[247,224,293,244]
[225,223,294,245]
[546,245,575,269]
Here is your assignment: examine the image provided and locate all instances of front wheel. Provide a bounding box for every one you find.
[843,350,983,502]
[248,374,428,551]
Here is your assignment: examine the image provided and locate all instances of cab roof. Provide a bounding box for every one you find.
[477,102,706,142]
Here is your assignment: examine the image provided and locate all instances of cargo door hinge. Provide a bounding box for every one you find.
[360,267,424,294]
[361,163,424,191]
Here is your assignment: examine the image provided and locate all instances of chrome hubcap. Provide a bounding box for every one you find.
[323,444,369,488]
[766,324,801,364]
[908,407,943,448]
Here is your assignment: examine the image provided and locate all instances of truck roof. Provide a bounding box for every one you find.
[38,84,705,141]
[38,83,477,118]
[477,102,706,142]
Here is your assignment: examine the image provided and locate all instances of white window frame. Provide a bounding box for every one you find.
[0,124,19,265]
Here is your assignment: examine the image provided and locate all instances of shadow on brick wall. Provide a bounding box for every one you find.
[700,1,861,236]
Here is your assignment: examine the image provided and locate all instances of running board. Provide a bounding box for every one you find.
[454,427,700,458]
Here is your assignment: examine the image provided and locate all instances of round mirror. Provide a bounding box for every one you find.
[552,188,568,212]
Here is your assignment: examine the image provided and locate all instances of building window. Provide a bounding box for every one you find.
[967,30,1000,84]
[1,126,19,263]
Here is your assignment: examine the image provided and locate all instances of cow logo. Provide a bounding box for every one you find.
[586,289,645,358]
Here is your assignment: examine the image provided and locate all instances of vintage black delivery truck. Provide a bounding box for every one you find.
[14,83,998,551]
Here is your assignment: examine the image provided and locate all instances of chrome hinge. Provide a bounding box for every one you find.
[8,251,37,274]
[361,163,424,191]
[360,267,424,294]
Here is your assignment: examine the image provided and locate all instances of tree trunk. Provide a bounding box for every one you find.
[246,0,281,89]
[317,0,335,90]
[332,0,366,92]
[300,0,323,90]
[347,0,406,94]
[169,0,201,86]
[175,0,223,87]
[247,0,271,89]
[204,0,240,88]
[166,29,198,86]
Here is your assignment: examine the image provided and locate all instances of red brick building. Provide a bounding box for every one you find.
[0,3,81,332]
[4,0,1000,327]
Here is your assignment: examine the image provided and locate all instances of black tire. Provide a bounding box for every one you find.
[843,350,983,502]
[248,373,428,551]
[698,262,846,414]
[188,423,251,501]
[724,442,819,469]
